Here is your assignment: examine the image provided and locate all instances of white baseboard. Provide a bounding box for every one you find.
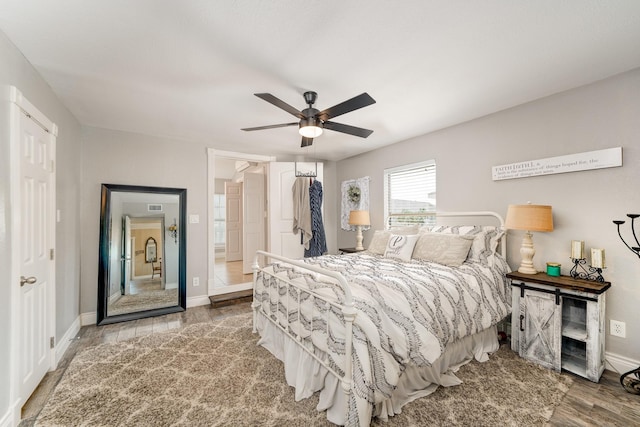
[82,296,213,322]
[605,351,640,374]
[0,406,14,427]
[81,311,97,327]
[55,316,81,365]
[187,295,211,308]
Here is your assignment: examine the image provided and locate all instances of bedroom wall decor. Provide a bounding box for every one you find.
[341,176,370,231]
[492,147,622,181]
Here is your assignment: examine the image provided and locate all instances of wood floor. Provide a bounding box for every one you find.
[20,302,640,426]
[213,259,253,286]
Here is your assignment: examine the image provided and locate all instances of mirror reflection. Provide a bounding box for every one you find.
[98,184,186,325]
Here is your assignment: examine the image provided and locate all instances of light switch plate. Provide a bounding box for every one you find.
[189,214,199,224]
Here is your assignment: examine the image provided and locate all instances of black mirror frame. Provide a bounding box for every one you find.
[97,183,187,325]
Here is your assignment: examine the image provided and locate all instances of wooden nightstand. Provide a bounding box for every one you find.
[507,271,611,382]
[338,247,365,254]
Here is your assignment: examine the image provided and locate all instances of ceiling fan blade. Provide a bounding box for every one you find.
[241,122,298,131]
[318,93,376,121]
[323,121,374,138]
[301,137,313,147]
[255,93,305,119]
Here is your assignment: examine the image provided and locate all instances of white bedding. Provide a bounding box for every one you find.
[253,253,511,426]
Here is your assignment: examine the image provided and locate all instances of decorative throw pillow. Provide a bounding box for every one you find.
[384,234,419,262]
[412,233,475,267]
[368,230,391,255]
[428,225,504,264]
[367,225,420,255]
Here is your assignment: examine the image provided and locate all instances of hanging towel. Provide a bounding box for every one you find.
[305,179,327,257]
[292,177,312,250]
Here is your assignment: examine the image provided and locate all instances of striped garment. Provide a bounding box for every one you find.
[304,179,327,257]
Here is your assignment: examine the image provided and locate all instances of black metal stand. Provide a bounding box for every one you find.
[569,257,605,282]
[612,213,640,394]
[620,366,640,395]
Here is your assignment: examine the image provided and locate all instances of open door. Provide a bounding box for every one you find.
[225,182,243,261]
[121,215,132,295]
[242,172,265,274]
[268,162,323,259]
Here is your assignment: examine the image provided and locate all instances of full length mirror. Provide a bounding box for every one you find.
[98,184,187,325]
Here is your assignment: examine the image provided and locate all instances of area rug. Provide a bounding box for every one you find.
[35,313,572,426]
[108,288,178,316]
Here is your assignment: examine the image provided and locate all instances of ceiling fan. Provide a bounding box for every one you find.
[242,91,376,147]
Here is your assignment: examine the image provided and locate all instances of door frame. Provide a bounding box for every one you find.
[206,149,274,296]
[8,86,57,423]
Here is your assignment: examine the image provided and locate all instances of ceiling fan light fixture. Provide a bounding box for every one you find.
[298,118,323,138]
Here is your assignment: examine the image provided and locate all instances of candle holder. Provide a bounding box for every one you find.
[613,214,640,258]
[569,257,605,282]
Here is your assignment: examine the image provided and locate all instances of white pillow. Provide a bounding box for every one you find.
[412,233,474,267]
[384,234,419,262]
[367,225,420,255]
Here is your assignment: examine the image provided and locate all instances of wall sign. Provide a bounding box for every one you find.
[492,147,622,181]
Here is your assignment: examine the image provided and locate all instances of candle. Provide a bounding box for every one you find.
[571,240,584,259]
[591,248,606,269]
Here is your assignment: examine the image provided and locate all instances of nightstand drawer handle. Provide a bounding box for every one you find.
[520,314,525,332]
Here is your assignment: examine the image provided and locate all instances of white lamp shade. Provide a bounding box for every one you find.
[348,210,370,226]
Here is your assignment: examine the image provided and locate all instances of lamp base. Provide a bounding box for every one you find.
[517,231,538,274]
[355,225,364,251]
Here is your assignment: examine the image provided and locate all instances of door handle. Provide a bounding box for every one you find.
[520,314,525,332]
[20,276,37,287]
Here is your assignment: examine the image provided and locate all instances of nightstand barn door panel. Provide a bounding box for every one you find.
[519,289,562,371]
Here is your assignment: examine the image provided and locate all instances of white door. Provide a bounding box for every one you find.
[225,182,243,261]
[122,215,132,295]
[10,89,56,412]
[242,172,265,274]
[268,162,323,258]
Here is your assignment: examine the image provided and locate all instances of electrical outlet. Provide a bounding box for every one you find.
[610,320,626,338]
[192,277,200,287]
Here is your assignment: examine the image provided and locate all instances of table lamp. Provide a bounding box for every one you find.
[349,210,370,251]
[505,204,554,274]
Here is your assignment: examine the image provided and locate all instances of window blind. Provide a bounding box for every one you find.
[384,161,436,227]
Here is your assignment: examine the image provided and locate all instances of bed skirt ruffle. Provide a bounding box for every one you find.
[254,311,499,426]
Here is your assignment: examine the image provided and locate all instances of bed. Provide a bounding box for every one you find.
[252,212,511,426]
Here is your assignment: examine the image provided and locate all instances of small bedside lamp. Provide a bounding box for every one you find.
[349,210,370,251]
[505,204,554,274]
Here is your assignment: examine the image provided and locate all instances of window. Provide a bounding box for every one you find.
[384,160,436,227]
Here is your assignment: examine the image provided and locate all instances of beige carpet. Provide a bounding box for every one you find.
[35,313,572,426]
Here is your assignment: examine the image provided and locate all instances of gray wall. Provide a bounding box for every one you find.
[0,29,82,421]
[80,127,210,313]
[336,68,640,361]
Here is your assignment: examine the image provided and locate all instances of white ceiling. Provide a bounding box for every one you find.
[2,1,640,161]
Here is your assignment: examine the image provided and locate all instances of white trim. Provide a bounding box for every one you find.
[81,312,97,327]
[210,282,252,295]
[0,408,13,427]
[187,295,212,308]
[206,148,275,296]
[9,86,58,136]
[55,317,81,366]
[605,351,640,375]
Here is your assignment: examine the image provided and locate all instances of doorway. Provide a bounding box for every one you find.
[207,149,275,296]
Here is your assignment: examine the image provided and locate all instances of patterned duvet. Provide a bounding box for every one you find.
[254,252,511,426]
